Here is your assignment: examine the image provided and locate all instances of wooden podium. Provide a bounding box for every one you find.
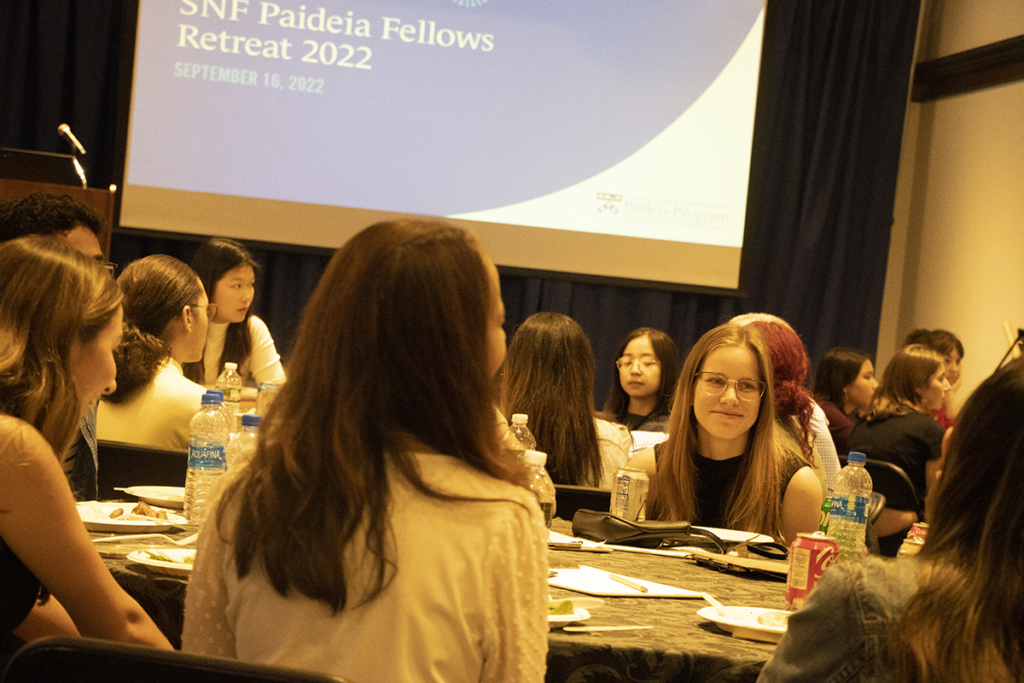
[0,150,116,258]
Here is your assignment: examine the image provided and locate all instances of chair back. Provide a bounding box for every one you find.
[1,637,344,683]
[554,484,611,521]
[96,440,188,501]
[837,454,921,517]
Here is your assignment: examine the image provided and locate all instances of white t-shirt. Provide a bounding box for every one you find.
[182,452,549,683]
[202,316,286,386]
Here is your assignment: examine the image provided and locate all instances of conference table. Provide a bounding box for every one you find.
[99,519,787,683]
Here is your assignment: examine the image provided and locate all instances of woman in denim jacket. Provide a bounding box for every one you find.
[759,357,1024,683]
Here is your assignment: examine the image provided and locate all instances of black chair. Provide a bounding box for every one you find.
[1,637,345,683]
[96,440,188,501]
[554,484,611,521]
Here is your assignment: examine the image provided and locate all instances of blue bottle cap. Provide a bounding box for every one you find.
[848,451,867,464]
[241,413,262,428]
[201,393,221,405]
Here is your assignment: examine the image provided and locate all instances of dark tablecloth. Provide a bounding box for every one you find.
[101,521,786,682]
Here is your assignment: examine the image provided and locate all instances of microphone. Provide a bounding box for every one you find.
[57,123,86,155]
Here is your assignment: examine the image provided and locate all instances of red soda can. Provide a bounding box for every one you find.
[897,522,929,558]
[906,522,928,543]
[786,532,839,610]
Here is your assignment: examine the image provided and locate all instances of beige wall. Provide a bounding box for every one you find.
[880,0,1024,403]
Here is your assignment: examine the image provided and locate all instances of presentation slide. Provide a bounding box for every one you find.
[122,0,765,291]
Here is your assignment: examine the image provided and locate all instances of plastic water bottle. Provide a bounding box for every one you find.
[524,449,556,528]
[185,393,230,526]
[204,390,234,436]
[509,413,537,464]
[215,362,243,424]
[828,451,873,562]
[226,413,262,469]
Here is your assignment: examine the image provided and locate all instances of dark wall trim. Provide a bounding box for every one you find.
[912,34,1024,101]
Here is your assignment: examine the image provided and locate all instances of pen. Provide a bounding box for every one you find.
[609,573,649,593]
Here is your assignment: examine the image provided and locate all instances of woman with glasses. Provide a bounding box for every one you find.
[183,238,286,401]
[627,323,822,544]
[183,220,548,681]
[501,312,631,487]
[0,237,171,658]
[602,327,679,433]
[98,255,212,450]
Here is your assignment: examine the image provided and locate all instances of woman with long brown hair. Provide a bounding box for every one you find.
[501,312,631,487]
[848,344,949,555]
[182,220,548,682]
[97,255,212,450]
[627,323,822,543]
[760,357,1024,683]
[0,236,170,656]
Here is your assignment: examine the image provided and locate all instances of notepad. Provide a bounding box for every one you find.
[548,565,701,598]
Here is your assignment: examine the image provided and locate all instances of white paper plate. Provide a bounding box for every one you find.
[697,606,789,643]
[692,527,775,545]
[548,608,591,627]
[127,549,195,577]
[121,486,185,509]
[77,502,186,533]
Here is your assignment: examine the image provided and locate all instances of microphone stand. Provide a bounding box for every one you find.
[994,328,1024,371]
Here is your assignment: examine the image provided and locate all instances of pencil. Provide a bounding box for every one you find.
[609,573,649,593]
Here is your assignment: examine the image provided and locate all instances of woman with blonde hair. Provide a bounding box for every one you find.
[183,220,548,682]
[501,312,631,487]
[848,344,949,555]
[760,357,1024,683]
[628,323,822,544]
[98,255,212,450]
[0,236,170,656]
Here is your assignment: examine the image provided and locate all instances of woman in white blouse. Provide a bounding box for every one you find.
[182,220,549,682]
[98,255,211,450]
[183,238,286,398]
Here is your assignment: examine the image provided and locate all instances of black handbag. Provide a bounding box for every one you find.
[571,509,728,552]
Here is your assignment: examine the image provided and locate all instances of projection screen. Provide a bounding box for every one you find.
[120,0,765,291]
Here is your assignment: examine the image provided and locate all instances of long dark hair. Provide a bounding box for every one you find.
[183,238,259,384]
[0,236,121,454]
[813,347,871,408]
[893,358,1024,681]
[219,220,523,612]
[501,312,603,486]
[105,256,204,403]
[602,327,678,422]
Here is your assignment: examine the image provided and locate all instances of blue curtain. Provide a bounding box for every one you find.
[0,0,921,405]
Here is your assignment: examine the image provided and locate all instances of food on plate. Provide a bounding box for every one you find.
[108,507,125,519]
[140,550,194,564]
[549,600,574,616]
[132,500,169,519]
[756,610,790,629]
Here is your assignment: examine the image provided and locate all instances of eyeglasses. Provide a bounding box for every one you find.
[192,303,219,318]
[695,372,766,401]
[616,356,660,371]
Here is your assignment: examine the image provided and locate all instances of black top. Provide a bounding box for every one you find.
[618,412,670,433]
[654,444,805,528]
[847,411,943,509]
[0,540,40,645]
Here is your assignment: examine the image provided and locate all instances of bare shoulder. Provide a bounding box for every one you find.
[0,416,53,467]
[625,447,657,478]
